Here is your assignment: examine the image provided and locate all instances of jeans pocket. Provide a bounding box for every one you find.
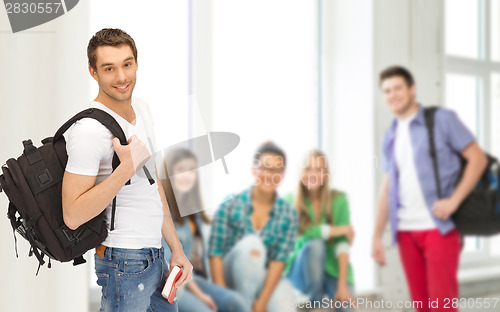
[95,253,118,269]
[121,259,151,276]
[96,273,110,299]
[160,257,166,281]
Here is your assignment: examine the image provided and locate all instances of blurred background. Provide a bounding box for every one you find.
[1,0,500,311]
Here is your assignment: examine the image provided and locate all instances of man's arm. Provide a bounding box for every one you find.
[433,142,488,220]
[372,174,389,266]
[156,171,193,287]
[62,135,148,230]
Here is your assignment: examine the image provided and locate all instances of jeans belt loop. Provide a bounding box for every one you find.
[106,247,112,260]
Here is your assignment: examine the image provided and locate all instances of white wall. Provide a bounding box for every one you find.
[208,0,319,208]
[0,2,92,312]
[372,0,444,302]
[323,0,375,293]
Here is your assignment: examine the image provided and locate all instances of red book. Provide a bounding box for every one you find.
[161,265,182,304]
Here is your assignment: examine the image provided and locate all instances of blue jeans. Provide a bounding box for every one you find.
[223,234,297,312]
[94,246,178,312]
[178,275,247,312]
[288,239,354,312]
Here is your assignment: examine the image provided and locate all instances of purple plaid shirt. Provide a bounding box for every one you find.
[382,104,475,245]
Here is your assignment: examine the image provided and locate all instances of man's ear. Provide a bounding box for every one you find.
[410,84,417,97]
[88,65,98,82]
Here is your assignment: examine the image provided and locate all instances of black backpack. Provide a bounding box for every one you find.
[0,107,155,274]
[424,106,500,236]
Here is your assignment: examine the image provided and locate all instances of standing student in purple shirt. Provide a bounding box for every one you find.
[371,66,488,312]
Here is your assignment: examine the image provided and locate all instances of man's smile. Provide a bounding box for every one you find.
[113,84,130,92]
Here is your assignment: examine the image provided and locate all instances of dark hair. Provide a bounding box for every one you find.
[162,148,210,225]
[253,141,287,168]
[379,65,415,87]
[87,28,138,71]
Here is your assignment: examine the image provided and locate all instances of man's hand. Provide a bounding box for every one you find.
[170,249,193,288]
[252,297,267,312]
[432,197,460,220]
[112,135,150,178]
[334,285,357,309]
[62,135,149,230]
[372,239,386,266]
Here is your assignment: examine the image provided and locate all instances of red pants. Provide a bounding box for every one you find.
[398,229,462,312]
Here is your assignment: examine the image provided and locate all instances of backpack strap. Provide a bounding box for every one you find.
[26,233,46,275]
[73,255,86,266]
[53,108,128,176]
[143,166,155,184]
[53,108,156,185]
[3,162,28,258]
[53,107,128,145]
[7,202,20,257]
[110,197,117,231]
[423,106,443,199]
[53,108,155,231]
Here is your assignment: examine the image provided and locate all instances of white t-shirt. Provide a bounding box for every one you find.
[395,113,436,230]
[63,97,163,248]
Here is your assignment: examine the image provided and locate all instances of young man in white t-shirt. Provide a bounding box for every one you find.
[61,28,192,312]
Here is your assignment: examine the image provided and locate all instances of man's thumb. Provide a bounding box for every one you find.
[112,137,121,150]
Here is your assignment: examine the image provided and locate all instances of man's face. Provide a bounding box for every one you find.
[380,76,416,115]
[90,44,137,102]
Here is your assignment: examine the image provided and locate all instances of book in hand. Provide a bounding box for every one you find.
[162,265,183,304]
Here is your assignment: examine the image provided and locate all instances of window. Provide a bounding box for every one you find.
[208,0,318,207]
[445,0,481,59]
[445,0,500,265]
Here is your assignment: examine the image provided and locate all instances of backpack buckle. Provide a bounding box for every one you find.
[36,169,53,186]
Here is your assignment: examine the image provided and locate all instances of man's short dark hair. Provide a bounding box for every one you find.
[379,65,415,87]
[253,141,287,168]
[87,28,138,71]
